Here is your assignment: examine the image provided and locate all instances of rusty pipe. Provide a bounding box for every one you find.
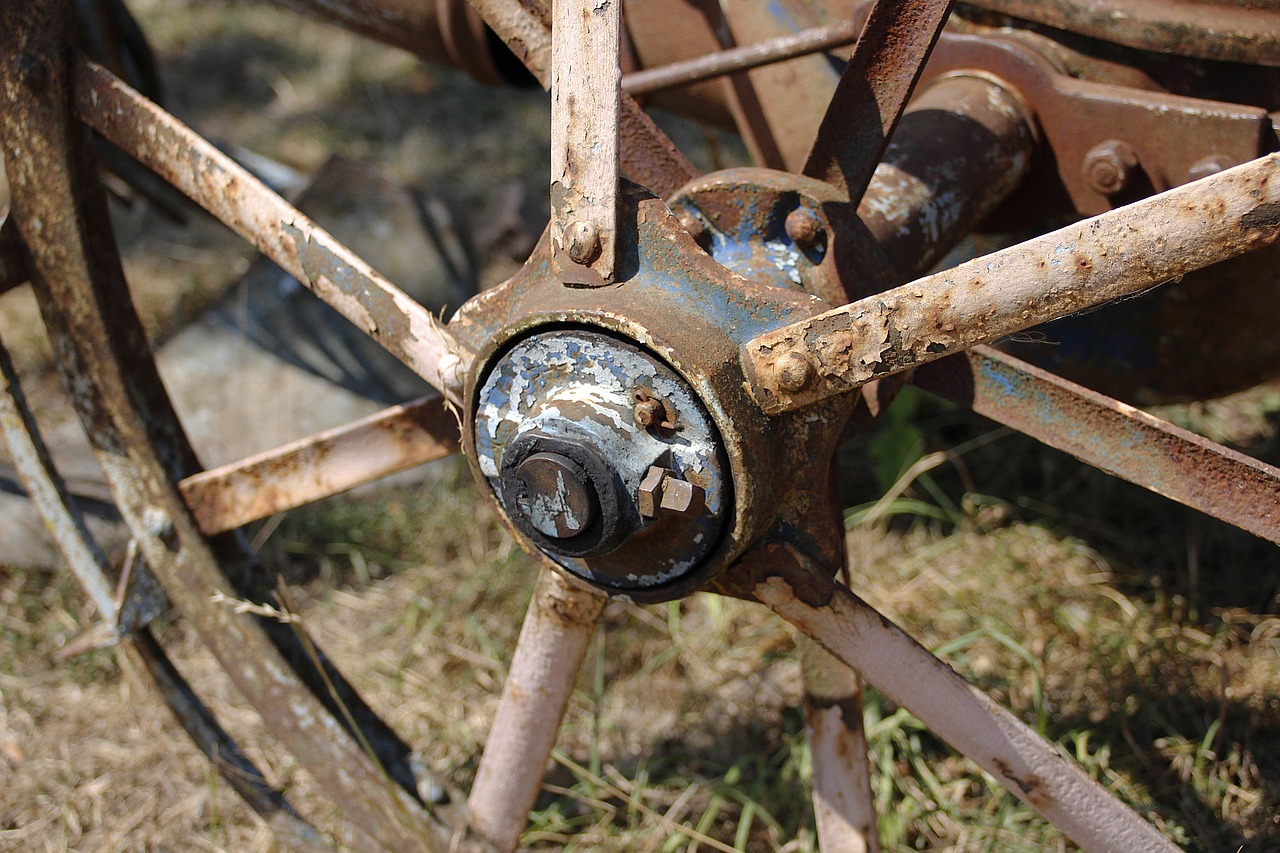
[857,73,1037,281]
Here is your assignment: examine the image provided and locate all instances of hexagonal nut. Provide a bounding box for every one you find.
[659,478,704,515]
[638,465,672,518]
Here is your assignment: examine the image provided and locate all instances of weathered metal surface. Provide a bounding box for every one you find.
[127,630,329,850]
[800,636,879,853]
[467,568,606,851]
[855,74,1036,280]
[965,0,1280,67]
[802,0,955,204]
[717,0,845,171]
[456,182,845,601]
[474,329,729,591]
[468,0,699,200]
[744,153,1280,415]
[1000,240,1280,404]
[272,0,510,84]
[179,394,460,536]
[1,3,441,845]
[917,31,1273,220]
[748,543,1181,853]
[71,60,470,404]
[622,18,860,96]
[916,346,1280,545]
[669,167,897,306]
[550,0,621,282]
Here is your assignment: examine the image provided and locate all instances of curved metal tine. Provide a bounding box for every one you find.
[68,60,469,403]
[2,5,445,847]
[468,567,607,851]
[802,0,955,204]
[179,393,461,536]
[0,332,328,848]
[752,543,1179,852]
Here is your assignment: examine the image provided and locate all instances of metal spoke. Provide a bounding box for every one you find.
[749,544,1179,852]
[179,394,460,536]
[744,152,1280,415]
[550,0,621,282]
[802,0,955,203]
[915,345,1280,544]
[70,60,469,403]
[468,567,607,851]
[799,636,879,853]
[468,0,698,199]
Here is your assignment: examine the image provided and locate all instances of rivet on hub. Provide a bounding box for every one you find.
[774,351,816,393]
[784,207,824,251]
[564,219,601,265]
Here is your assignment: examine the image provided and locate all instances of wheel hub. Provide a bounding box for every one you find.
[474,329,730,592]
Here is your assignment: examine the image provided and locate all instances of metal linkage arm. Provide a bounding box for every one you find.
[742,153,1280,415]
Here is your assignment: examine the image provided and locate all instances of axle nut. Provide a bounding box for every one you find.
[512,452,598,538]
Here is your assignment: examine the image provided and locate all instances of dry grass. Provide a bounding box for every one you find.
[3,1,1280,851]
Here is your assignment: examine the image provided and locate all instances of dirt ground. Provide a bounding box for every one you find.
[3,1,1280,851]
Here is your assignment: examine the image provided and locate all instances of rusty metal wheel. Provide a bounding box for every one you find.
[3,0,1278,850]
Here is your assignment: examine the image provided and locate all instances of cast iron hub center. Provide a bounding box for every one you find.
[473,329,730,593]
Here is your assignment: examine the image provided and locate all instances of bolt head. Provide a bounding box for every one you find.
[1082,140,1138,196]
[784,207,823,250]
[564,219,601,266]
[775,351,816,393]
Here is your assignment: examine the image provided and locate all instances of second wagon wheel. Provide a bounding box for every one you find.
[2,0,1278,850]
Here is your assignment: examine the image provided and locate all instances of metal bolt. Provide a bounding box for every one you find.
[637,465,704,519]
[564,219,601,265]
[513,452,598,538]
[1188,155,1232,182]
[774,351,816,393]
[1082,140,1138,196]
[785,207,823,250]
[633,387,676,433]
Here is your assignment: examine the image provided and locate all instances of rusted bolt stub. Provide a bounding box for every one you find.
[784,206,824,251]
[563,219,602,265]
[774,351,816,393]
[1082,140,1138,196]
[637,465,705,519]
[633,387,677,433]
